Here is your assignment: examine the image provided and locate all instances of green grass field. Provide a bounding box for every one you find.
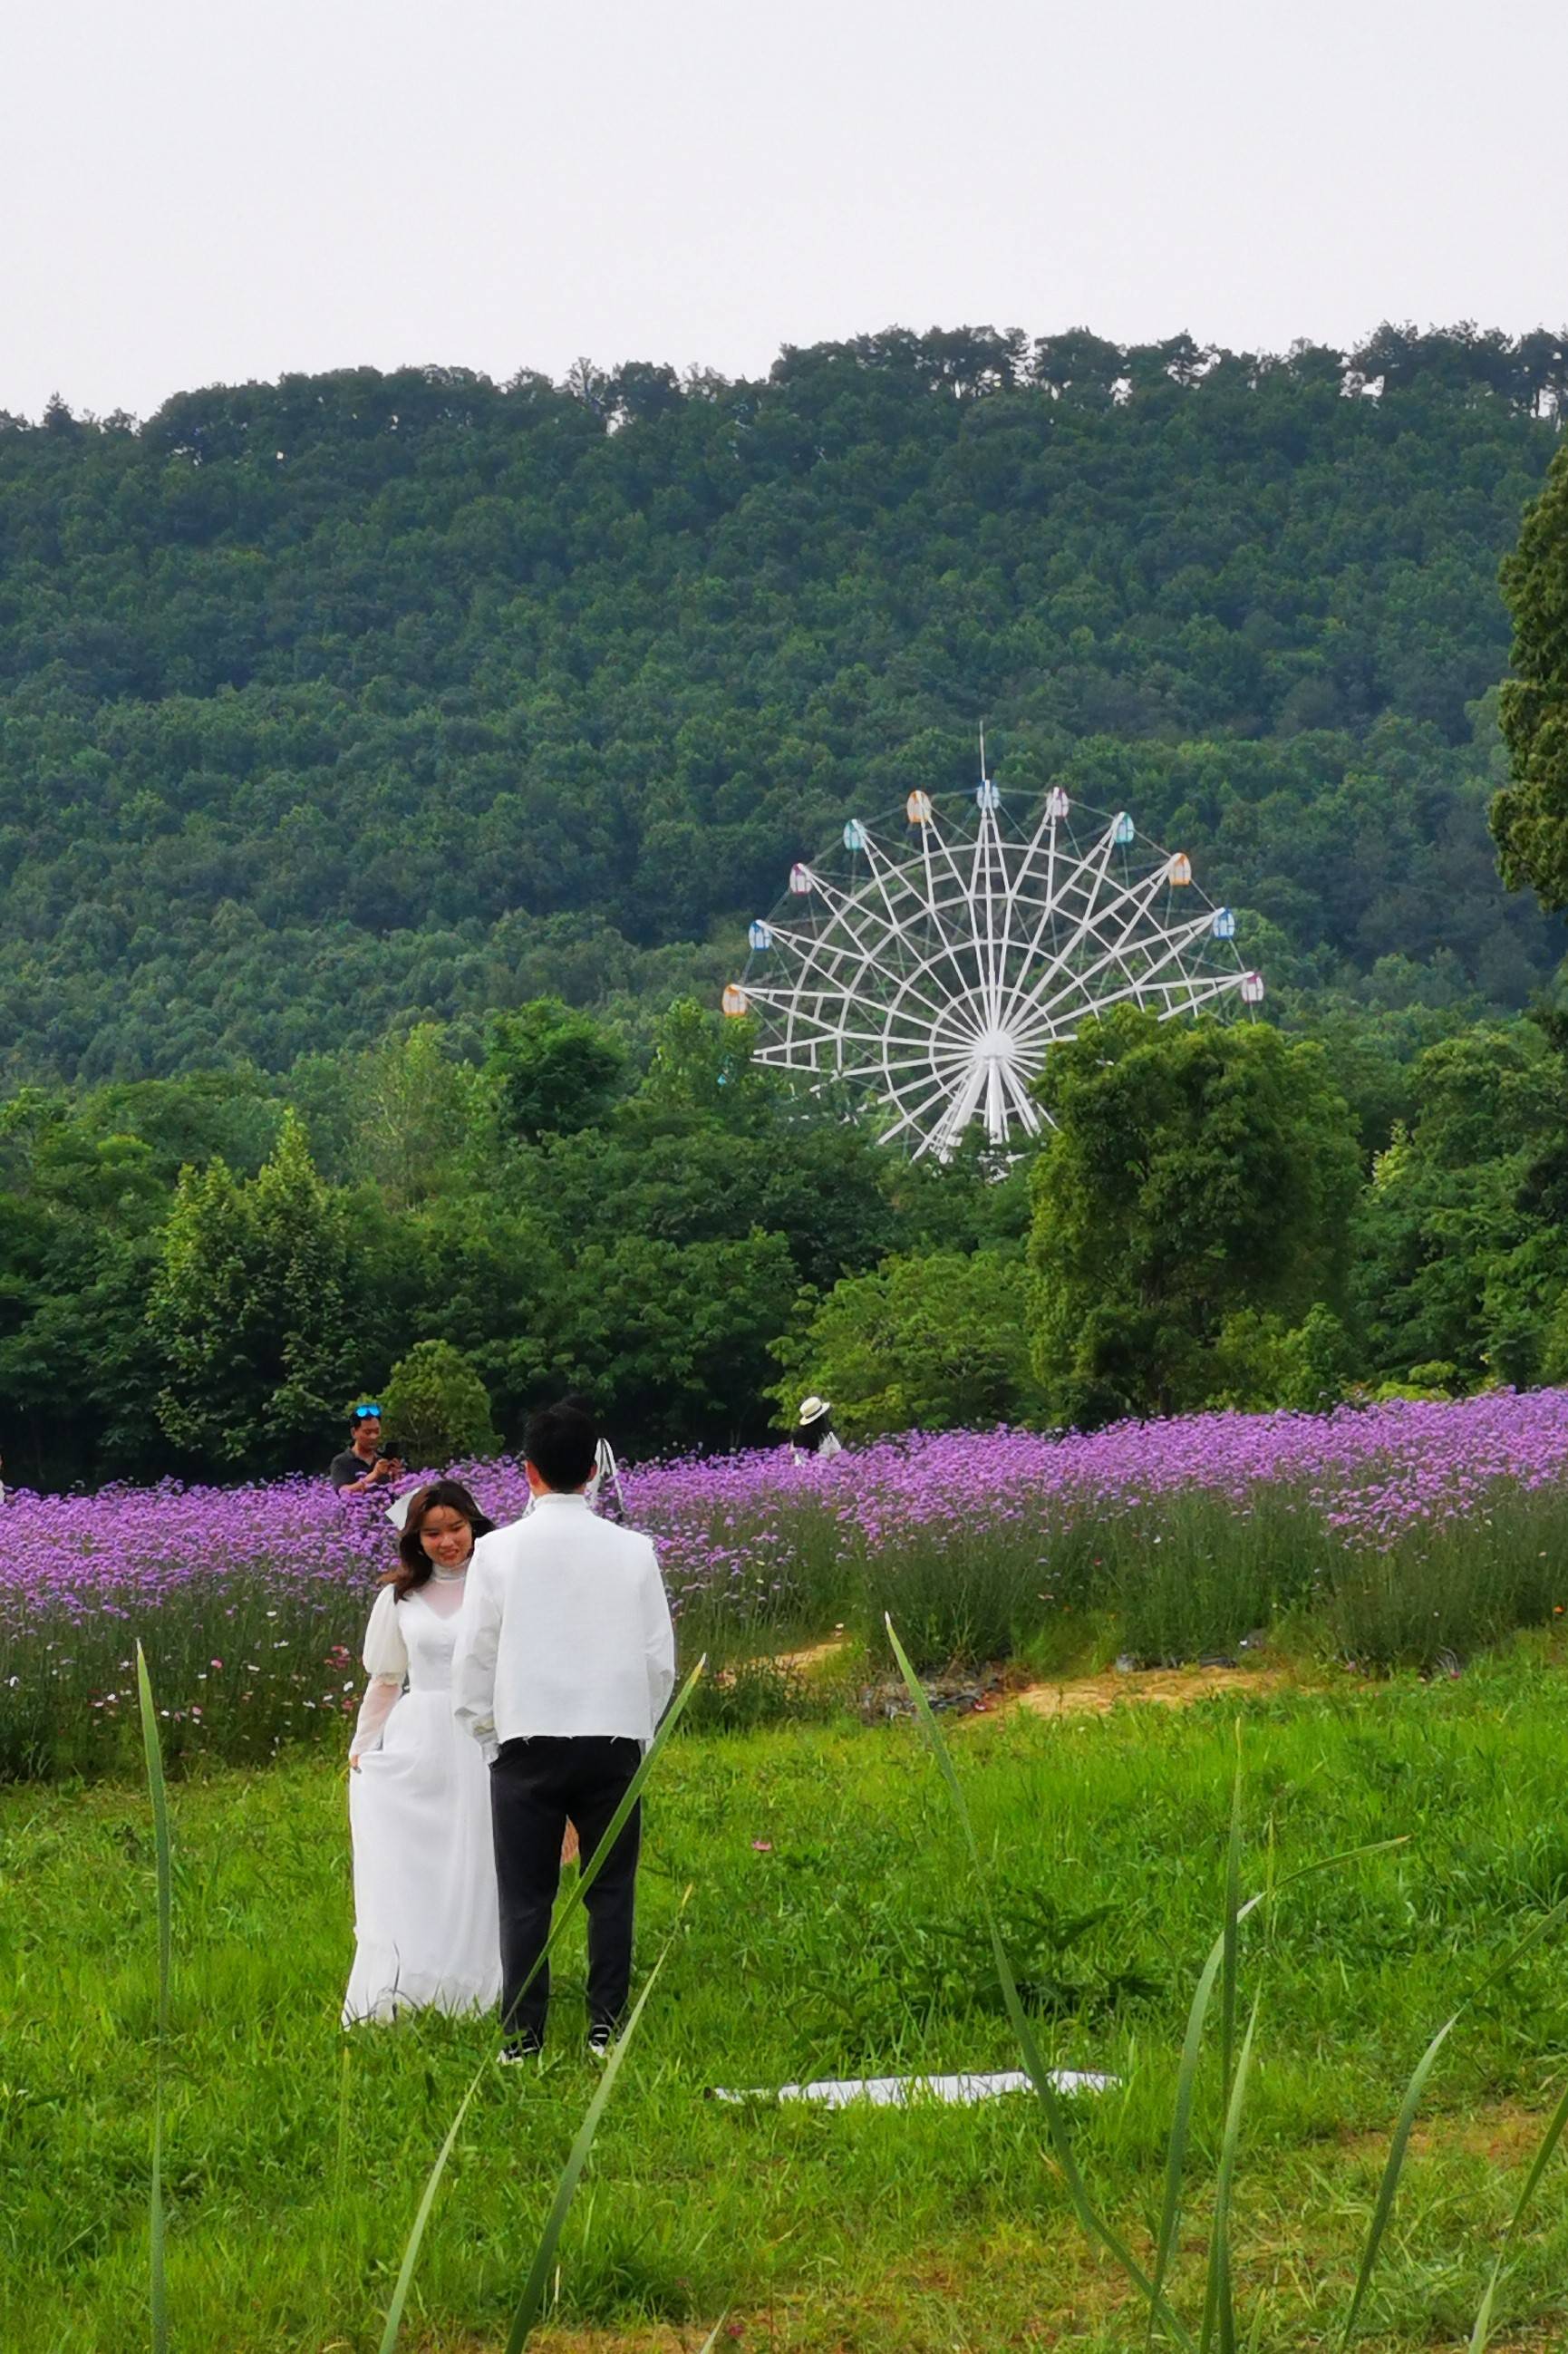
[9,1645,1568,2352]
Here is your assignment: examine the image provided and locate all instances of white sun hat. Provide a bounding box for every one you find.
[797,1395,832,1427]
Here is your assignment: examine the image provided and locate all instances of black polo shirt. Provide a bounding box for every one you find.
[331,1447,381,1491]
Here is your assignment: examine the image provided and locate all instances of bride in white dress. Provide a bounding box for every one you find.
[343,1480,502,2024]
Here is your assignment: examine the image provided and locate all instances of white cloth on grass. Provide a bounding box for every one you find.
[711,2068,1117,2107]
[450,1492,674,1760]
[343,1571,500,2025]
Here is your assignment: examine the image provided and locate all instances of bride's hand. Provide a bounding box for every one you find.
[349,1753,362,1772]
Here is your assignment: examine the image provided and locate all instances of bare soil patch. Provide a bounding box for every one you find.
[1002,1661,1292,1718]
[761,1637,1294,1722]
[771,1636,849,1675]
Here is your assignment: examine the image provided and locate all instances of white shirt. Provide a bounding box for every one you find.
[450,1492,675,1756]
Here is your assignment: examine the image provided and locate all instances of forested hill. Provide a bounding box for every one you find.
[1,324,1563,1082]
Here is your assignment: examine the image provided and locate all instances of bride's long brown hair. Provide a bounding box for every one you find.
[382,1479,497,1598]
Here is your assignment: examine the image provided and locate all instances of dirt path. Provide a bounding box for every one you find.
[764,1637,1292,1718]
[771,1636,849,1675]
[1000,1661,1292,1719]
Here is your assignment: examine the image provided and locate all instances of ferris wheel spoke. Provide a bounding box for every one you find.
[765,913,920,999]
[1031,905,1223,1029]
[766,930,959,1053]
[991,819,1122,1036]
[789,885,960,1031]
[829,927,992,1048]
[933,812,1008,1023]
[810,851,994,1040]
[990,822,1147,1031]
[1153,973,1252,1018]
[969,804,1009,1028]
[997,851,1188,1037]
[854,826,933,952]
[1074,872,1216,988]
[750,983,973,1042]
[878,1066,970,1150]
[1056,967,1249,1023]
[755,1012,966,1061]
[872,1043,982,1083]
[928,1060,991,1158]
[997,1056,1045,1135]
[909,818,1006,1018]
[755,1006,978,1070]
[992,794,1073,979]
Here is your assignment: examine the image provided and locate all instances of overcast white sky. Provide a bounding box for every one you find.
[2,0,1563,422]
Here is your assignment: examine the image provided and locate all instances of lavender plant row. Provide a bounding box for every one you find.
[6,1390,1568,1779]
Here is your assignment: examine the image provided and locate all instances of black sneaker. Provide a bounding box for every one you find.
[586,2024,615,2061]
[498,2036,544,2065]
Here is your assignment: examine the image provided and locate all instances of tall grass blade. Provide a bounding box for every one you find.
[375,1660,706,2353]
[1195,1748,1246,2354]
[1467,2076,1568,2354]
[334,2040,353,2210]
[1219,1739,1243,2115]
[1148,1933,1226,2350]
[886,1618,1195,2354]
[135,1642,171,2354]
[1209,1995,1261,2354]
[1340,1894,1568,2349]
[373,2079,481,2354]
[503,1942,671,2352]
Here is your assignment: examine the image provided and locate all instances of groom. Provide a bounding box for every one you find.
[452,1399,675,2059]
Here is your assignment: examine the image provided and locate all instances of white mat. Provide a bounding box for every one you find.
[711,2067,1117,2107]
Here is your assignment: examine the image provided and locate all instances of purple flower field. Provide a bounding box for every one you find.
[5,1390,1568,1778]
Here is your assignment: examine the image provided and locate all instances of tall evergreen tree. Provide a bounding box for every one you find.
[151,1112,355,1465]
[1494,437,1568,909]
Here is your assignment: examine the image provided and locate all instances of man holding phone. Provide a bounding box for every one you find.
[331,1404,403,1496]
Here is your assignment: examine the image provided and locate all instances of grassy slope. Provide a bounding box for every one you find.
[8,1653,1568,2351]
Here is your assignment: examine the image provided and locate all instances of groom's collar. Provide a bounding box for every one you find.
[530,1488,589,1506]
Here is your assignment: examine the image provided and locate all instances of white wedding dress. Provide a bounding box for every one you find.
[343,1568,500,2025]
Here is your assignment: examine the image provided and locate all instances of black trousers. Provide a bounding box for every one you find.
[490,1734,642,2042]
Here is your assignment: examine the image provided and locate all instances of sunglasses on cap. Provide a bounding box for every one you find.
[352,1403,383,1421]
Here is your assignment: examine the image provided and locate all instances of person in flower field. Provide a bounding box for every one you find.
[452,1398,675,2061]
[791,1395,843,1461]
[331,1403,403,1497]
[343,1478,500,2023]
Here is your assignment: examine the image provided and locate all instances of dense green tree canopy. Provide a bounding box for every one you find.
[4,990,1568,1485]
[485,997,627,1144]
[1351,1025,1568,1391]
[1494,434,1568,909]
[769,1249,1044,1437]
[1028,1010,1363,1424]
[0,325,1562,1080]
[381,1339,500,1467]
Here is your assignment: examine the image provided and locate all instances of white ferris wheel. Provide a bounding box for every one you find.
[721,769,1264,1160]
